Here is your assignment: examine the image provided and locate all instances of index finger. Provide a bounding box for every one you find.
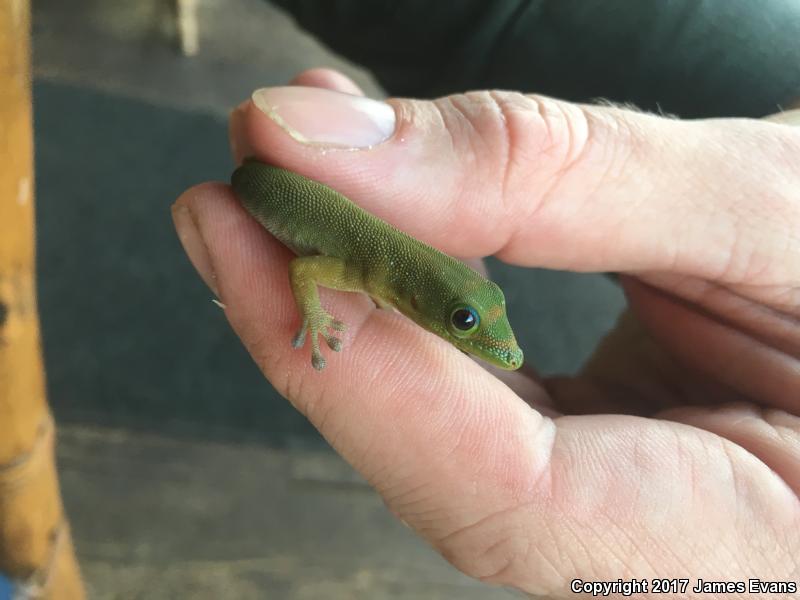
[170,178,554,542]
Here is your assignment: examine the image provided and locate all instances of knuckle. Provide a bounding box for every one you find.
[429,91,602,240]
[439,91,597,198]
[726,123,800,283]
[435,506,537,586]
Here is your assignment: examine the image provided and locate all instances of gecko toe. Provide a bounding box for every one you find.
[296,313,343,368]
[292,331,306,349]
[311,352,326,371]
[324,335,342,352]
[292,319,308,348]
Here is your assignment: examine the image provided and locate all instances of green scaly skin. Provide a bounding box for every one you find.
[231,159,524,372]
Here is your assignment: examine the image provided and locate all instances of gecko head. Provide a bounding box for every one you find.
[439,280,524,371]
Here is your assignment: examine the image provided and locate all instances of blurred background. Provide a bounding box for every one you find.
[8,0,797,597]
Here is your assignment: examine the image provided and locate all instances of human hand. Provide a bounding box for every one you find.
[172,69,800,597]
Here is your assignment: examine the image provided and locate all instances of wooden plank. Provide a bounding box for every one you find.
[0,0,84,597]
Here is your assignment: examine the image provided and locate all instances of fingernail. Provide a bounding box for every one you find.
[171,203,220,297]
[252,86,396,149]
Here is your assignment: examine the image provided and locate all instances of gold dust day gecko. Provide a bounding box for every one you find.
[231,159,523,372]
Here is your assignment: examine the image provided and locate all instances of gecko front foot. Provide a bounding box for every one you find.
[292,311,347,370]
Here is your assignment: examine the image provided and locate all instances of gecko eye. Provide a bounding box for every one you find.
[449,305,480,336]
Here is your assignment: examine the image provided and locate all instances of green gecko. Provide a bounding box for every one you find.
[231,159,523,372]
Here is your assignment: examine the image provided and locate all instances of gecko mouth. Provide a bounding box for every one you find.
[453,338,523,370]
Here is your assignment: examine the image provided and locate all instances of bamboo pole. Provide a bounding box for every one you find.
[0,0,85,597]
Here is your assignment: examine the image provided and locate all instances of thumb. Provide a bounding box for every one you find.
[238,85,800,286]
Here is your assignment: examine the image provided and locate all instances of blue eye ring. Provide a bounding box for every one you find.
[449,305,480,336]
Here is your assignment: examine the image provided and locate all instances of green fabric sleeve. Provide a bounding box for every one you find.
[271,0,800,118]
